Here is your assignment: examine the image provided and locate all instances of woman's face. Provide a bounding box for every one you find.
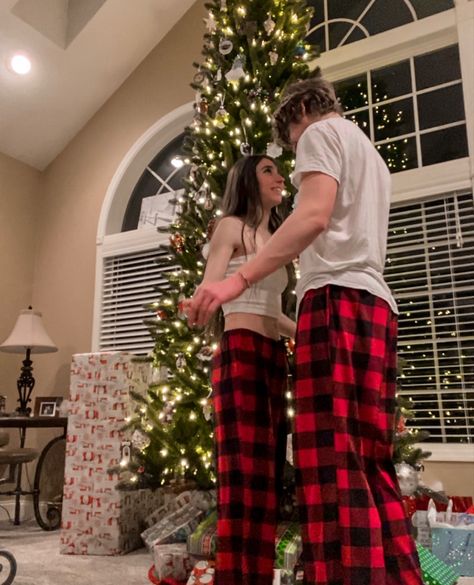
[255,158,284,209]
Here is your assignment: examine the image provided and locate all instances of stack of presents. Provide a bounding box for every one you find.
[59,352,474,585]
[141,490,303,585]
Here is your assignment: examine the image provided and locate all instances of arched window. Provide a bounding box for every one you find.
[307,0,454,53]
[92,104,192,355]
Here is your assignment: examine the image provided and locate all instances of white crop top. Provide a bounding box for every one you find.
[222,254,287,319]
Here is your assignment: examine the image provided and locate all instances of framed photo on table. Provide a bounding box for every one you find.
[34,396,63,417]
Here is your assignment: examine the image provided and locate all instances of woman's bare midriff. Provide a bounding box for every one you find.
[224,312,280,341]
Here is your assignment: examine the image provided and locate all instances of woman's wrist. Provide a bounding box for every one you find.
[236,271,251,290]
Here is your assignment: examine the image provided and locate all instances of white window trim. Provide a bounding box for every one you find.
[92,102,194,352]
[313,1,474,459]
[415,443,474,463]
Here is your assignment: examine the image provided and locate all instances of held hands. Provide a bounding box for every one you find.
[184,272,247,327]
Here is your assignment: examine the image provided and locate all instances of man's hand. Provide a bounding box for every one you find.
[185,272,247,327]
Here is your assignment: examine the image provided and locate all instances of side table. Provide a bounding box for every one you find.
[0,415,67,529]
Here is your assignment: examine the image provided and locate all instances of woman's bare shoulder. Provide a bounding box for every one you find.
[212,215,244,240]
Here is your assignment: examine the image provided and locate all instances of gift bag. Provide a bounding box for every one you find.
[428,500,474,576]
[431,527,474,576]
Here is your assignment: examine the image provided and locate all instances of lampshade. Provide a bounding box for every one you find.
[0,308,57,354]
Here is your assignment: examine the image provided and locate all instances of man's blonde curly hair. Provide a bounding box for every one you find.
[273,69,343,149]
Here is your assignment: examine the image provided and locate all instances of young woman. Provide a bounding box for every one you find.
[199,155,295,585]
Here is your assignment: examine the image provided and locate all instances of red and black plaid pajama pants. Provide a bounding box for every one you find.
[294,285,423,585]
[212,328,288,585]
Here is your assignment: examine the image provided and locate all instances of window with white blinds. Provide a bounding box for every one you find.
[385,191,474,443]
[99,248,171,355]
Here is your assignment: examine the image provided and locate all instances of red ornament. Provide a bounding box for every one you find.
[170,233,184,253]
[397,416,406,433]
[286,338,295,354]
[206,218,216,240]
[137,466,145,474]
[156,309,167,320]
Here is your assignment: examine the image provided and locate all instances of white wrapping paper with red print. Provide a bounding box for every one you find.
[153,543,194,581]
[60,351,159,555]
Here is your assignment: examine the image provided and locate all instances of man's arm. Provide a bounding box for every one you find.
[239,172,337,285]
[186,172,337,326]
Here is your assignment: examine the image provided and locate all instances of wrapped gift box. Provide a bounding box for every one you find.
[187,510,217,558]
[60,352,160,555]
[275,522,302,571]
[152,542,194,581]
[186,560,215,584]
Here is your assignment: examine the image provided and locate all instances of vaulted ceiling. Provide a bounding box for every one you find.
[0,0,197,170]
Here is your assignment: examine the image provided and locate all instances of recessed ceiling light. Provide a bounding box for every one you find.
[10,54,31,75]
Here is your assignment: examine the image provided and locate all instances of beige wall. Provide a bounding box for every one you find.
[423,460,474,498]
[32,0,206,397]
[0,152,41,414]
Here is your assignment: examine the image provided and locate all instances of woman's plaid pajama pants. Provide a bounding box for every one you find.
[212,328,288,585]
[294,285,423,585]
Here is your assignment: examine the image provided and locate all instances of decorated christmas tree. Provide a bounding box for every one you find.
[394,360,447,503]
[119,0,317,490]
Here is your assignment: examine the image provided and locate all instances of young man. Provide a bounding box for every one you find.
[186,75,423,585]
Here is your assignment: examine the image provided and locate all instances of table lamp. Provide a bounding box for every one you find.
[0,307,57,416]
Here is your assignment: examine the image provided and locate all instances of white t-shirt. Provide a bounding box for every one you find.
[292,116,398,314]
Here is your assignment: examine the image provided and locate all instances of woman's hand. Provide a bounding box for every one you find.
[185,272,247,327]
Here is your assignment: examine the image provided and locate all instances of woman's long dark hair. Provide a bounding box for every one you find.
[206,155,295,340]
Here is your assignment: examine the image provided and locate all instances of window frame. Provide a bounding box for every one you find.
[314,0,474,459]
[92,103,194,355]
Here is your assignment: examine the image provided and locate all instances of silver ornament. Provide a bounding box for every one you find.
[395,462,419,496]
[131,429,151,451]
[176,353,186,370]
[240,142,252,156]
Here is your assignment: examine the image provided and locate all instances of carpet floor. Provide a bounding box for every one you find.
[1,519,473,585]
[0,521,151,585]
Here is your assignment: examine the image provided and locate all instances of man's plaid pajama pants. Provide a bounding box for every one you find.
[294,285,423,585]
[212,328,288,585]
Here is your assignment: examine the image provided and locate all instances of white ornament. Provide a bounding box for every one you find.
[204,12,217,33]
[214,105,228,129]
[395,462,419,496]
[266,142,283,158]
[201,242,210,260]
[197,345,214,362]
[203,402,212,421]
[219,38,233,55]
[120,440,132,464]
[269,51,279,66]
[264,16,276,35]
[225,57,246,83]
